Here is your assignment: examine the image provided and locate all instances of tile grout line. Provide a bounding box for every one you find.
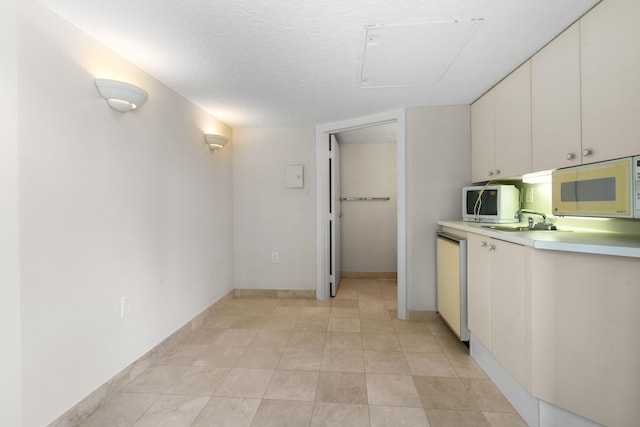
[76,280,525,427]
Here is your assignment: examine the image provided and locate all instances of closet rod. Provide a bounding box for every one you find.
[340,197,390,201]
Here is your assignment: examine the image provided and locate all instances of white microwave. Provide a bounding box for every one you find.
[462,185,520,223]
[552,156,640,218]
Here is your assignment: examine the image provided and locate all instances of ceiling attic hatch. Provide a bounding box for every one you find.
[359,19,483,88]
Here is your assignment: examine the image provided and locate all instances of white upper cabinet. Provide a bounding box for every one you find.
[581,0,640,163]
[494,61,532,179]
[471,91,496,183]
[531,22,582,171]
[472,0,640,179]
[471,61,532,183]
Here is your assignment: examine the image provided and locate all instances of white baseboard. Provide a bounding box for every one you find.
[470,335,539,427]
[469,335,604,427]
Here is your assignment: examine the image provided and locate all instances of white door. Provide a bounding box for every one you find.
[329,134,342,296]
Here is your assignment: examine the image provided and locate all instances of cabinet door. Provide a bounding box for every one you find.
[471,91,496,183]
[490,240,527,387]
[466,233,491,349]
[581,0,640,163]
[495,61,532,179]
[532,23,582,171]
[531,250,640,427]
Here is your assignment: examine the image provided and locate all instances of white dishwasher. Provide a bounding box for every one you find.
[436,231,469,341]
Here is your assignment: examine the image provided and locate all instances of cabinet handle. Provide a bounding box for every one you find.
[489,244,496,251]
[488,171,494,177]
[495,169,501,175]
[481,241,488,247]
[583,148,593,157]
[566,152,576,160]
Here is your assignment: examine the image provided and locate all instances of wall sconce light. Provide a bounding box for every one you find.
[204,133,229,150]
[95,79,149,112]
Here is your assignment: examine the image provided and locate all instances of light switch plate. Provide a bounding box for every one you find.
[285,165,304,188]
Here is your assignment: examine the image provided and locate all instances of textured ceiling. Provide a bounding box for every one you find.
[39,0,599,127]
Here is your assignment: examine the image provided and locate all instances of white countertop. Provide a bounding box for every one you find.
[438,220,640,258]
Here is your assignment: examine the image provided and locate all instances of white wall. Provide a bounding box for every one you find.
[233,127,316,290]
[340,142,397,272]
[16,2,233,426]
[1,1,22,426]
[407,106,471,311]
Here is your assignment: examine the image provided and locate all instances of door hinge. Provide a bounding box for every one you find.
[328,150,334,159]
[328,213,335,221]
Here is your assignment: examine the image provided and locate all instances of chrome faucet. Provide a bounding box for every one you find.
[514,209,557,230]
[515,209,546,223]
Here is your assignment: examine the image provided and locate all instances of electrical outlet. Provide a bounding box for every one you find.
[526,187,534,203]
[271,251,279,263]
[120,296,132,317]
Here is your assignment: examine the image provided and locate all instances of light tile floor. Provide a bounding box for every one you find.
[80,278,527,427]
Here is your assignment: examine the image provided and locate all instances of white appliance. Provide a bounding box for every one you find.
[462,185,520,223]
[552,156,640,218]
[436,231,468,341]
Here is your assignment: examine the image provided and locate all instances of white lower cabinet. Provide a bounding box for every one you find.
[467,233,492,348]
[467,231,639,427]
[531,250,640,427]
[467,233,531,390]
[490,239,530,391]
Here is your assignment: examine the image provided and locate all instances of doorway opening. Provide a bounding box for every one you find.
[335,123,397,282]
[315,109,407,319]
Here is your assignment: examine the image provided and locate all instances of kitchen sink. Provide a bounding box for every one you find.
[482,225,568,232]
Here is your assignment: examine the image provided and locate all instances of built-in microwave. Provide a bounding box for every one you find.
[462,185,520,223]
[552,156,640,218]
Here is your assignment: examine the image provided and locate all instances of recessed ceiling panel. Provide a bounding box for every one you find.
[360,20,482,88]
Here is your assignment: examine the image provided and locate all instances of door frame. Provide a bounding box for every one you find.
[315,109,407,319]
[329,134,341,297]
